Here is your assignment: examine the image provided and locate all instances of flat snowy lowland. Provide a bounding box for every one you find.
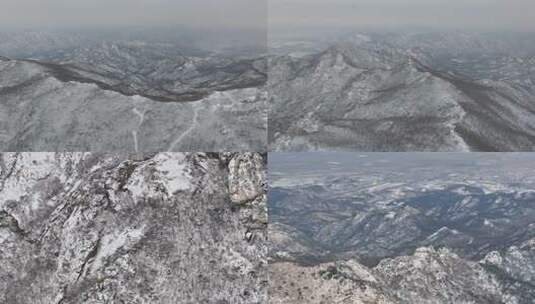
[269,31,535,152]
[0,30,267,151]
[269,153,535,303]
[0,152,267,303]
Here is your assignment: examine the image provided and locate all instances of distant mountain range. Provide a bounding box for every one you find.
[21,41,267,102]
[269,171,535,303]
[270,182,535,264]
[269,31,535,151]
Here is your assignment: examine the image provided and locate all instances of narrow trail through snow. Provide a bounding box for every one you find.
[167,107,199,152]
[223,91,239,103]
[131,105,147,152]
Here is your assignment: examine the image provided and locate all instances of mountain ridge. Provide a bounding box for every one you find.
[270,240,535,304]
[0,58,267,151]
[269,33,535,151]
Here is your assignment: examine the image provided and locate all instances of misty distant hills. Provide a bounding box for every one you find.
[0,30,267,102]
[270,182,535,265]
[24,41,266,102]
[269,31,535,151]
[0,28,266,59]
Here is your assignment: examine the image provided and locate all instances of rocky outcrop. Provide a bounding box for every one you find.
[270,244,535,303]
[270,260,397,304]
[0,152,267,304]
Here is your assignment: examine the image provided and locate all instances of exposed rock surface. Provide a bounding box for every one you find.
[270,244,535,304]
[0,152,267,304]
[270,260,397,304]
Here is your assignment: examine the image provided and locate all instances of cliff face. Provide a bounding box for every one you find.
[0,152,267,304]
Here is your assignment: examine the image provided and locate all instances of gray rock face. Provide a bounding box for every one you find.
[269,32,535,151]
[229,153,266,205]
[0,152,267,304]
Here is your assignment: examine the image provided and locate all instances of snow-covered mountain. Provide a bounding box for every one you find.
[270,182,535,265]
[269,153,535,303]
[0,30,267,151]
[27,41,267,102]
[0,152,267,303]
[269,31,535,151]
[0,58,267,151]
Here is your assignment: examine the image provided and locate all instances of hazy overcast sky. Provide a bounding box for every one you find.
[0,0,266,29]
[270,0,535,31]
